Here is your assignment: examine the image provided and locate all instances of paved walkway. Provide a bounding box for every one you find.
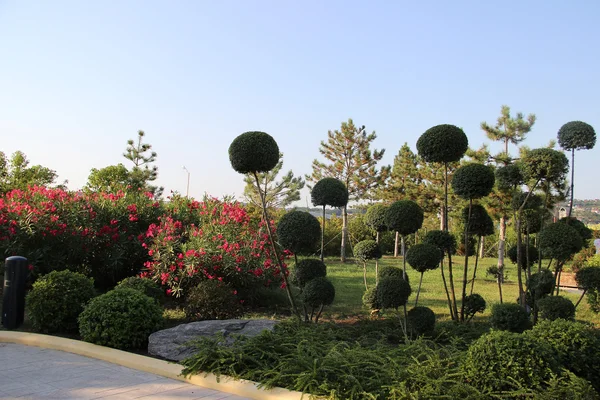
[0,343,250,400]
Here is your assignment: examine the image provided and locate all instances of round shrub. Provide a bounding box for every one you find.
[26,270,96,333]
[302,277,335,308]
[378,266,409,285]
[405,243,441,273]
[511,191,543,211]
[576,266,600,291]
[463,204,494,237]
[78,288,164,350]
[537,296,575,321]
[116,276,164,304]
[293,258,327,288]
[184,280,243,321]
[451,163,495,200]
[228,131,279,174]
[522,148,569,182]
[362,287,380,310]
[490,303,530,333]
[376,276,412,310]
[423,230,457,255]
[529,319,600,391]
[364,204,388,233]
[463,293,486,320]
[558,120,596,151]
[406,306,436,337]
[496,164,523,190]
[277,211,321,255]
[416,124,468,163]
[521,207,547,234]
[353,240,382,261]
[507,243,539,269]
[558,217,593,242]
[311,177,348,208]
[539,222,584,262]
[385,200,423,236]
[463,330,559,393]
[528,269,555,300]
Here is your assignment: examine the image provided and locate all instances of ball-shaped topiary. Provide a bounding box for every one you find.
[385,200,423,236]
[364,204,388,233]
[377,266,409,285]
[558,217,593,242]
[507,243,539,269]
[529,319,600,391]
[423,230,457,255]
[26,270,96,333]
[575,266,600,292]
[293,258,327,288]
[451,163,495,200]
[538,222,584,262]
[362,286,381,310]
[277,211,321,255]
[416,124,468,164]
[537,296,575,321]
[527,269,555,300]
[184,280,243,321]
[376,276,412,310]
[521,208,547,234]
[302,277,335,308]
[311,177,348,208]
[353,240,382,262]
[558,121,596,151]
[406,306,436,337]
[463,293,486,320]
[463,330,559,393]
[495,164,524,190]
[511,191,543,211]
[78,288,164,350]
[228,131,280,174]
[522,148,569,183]
[462,204,494,237]
[116,276,164,304]
[405,243,441,273]
[490,303,530,333]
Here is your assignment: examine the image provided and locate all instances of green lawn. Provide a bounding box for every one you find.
[320,255,600,326]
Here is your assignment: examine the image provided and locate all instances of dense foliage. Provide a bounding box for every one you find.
[508,243,539,268]
[310,178,349,208]
[423,230,457,255]
[385,200,423,236]
[405,243,441,273]
[537,296,575,321]
[184,280,243,321]
[292,258,327,288]
[416,124,469,163]
[463,204,494,236]
[406,306,436,337]
[463,293,486,321]
[228,131,280,174]
[353,240,382,261]
[376,276,412,310]
[276,211,321,256]
[490,303,530,333]
[116,276,164,304]
[558,121,597,151]
[364,204,388,233]
[451,163,495,200]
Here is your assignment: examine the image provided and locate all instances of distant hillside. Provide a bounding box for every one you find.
[571,199,600,225]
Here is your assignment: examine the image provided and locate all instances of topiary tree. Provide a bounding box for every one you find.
[405,243,441,306]
[364,203,388,282]
[302,277,335,323]
[378,266,409,283]
[353,240,382,289]
[463,293,486,322]
[376,275,412,311]
[385,200,423,277]
[537,296,575,321]
[406,306,436,338]
[277,210,321,266]
[527,269,555,318]
[463,205,495,297]
[557,121,596,218]
[452,163,495,322]
[292,258,327,288]
[575,266,600,312]
[229,131,298,317]
[311,177,349,261]
[508,244,539,270]
[489,303,530,333]
[558,217,593,242]
[423,229,457,319]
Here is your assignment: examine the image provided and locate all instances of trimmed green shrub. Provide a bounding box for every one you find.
[507,243,539,268]
[529,319,600,391]
[116,276,164,304]
[537,296,575,321]
[423,230,457,255]
[416,124,468,163]
[539,222,584,262]
[462,330,559,393]
[536,371,599,400]
[451,164,495,200]
[302,277,335,308]
[463,293,486,321]
[496,164,523,190]
[511,191,543,211]
[406,243,441,273]
[292,259,327,288]
[78,288,164,350]
[364,204,388,233]
[277,211,321,255]
[362,287,380,310]
[528,269,555,300]
[576,266,600,313]
[26,270,96,333]
[489,303,530,333]
[353,240,382,261]
[463,204,494,237]
[558,120,596,151]
[385,200,423,236]
[376,276,412,310]
[558,217,593,242]
[522,148,569,183]
[406,306,436,337]
[378,266,409,285]
[184,280,243,321]
[310,178,348,208]
[228,131,279,174]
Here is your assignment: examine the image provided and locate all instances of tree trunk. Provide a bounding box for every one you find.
[447,252,459,320]
[515,212,525,307]
[461,199,473,322]
[497,216,506,284]
[575,289,587,309]
[394,231,399,257]
[470,235,482,296]
[415,272,424,307]
[320,205,325,261]
[568,148,575,218]
[439,205,444,230]
[401,235,407,279]
[479,236,485,258]
[363,262,368,290]
[341,206,348,262]
[440,258,455,320]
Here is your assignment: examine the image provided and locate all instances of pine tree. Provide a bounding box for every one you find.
[243,153,305,210]
[307,119,390,262]
[123,130,163,197]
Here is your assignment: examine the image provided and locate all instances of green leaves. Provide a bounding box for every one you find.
[228,131,280,174]
[416,124,468,164]
[558,121,596,151]
[311,177,348,207]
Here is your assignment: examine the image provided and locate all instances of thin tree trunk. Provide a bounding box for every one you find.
[375,260,379,285]
[415,271,424,307]
[575,289,587,309]
[470,235,481,296]
[526,232,532,284]
[394,231,399,257]
[401,235,407,279]
[498,216,506,284]
[363,262,368,290]
[461,199,473,321]
[444,163,449,231]
[497,274,503,304]
[315,304,325,323]
[447,252,459,320]
[479,236,485,258]
[320,205,325,261]
[555,266,563,295]
[440,259,454,319]
[568,148,575,218]
[515,212,525,307]
[341,206,348,262]
[443,162,459,320]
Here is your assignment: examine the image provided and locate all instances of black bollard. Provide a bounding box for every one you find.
[2,256,29,329]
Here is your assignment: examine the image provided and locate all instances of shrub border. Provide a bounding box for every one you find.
[0,331,306,400]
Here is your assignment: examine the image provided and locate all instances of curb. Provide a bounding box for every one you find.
[0,331,307,400]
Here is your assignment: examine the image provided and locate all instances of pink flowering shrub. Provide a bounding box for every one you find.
[141,195,289,300]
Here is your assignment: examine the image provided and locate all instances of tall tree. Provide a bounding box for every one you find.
[243,153,304,210]
[307,119,390,262]
[480,105,536,288]
[84,163,131,193]
[123,130,163,197]
[0,151,61,194]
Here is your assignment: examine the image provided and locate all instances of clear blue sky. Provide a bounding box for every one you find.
[1,1,599,202]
